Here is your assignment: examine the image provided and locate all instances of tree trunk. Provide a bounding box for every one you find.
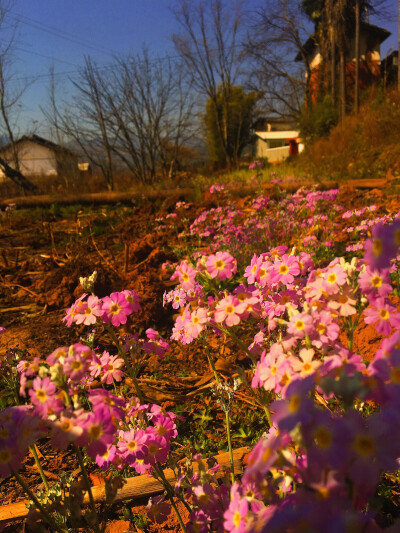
[354,0,360,113]
[331,26,336,107]
[0,156,38,193]
[339,48,346,121]
[398,0,400,98]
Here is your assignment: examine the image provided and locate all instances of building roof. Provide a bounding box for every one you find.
[0,135,76,157]
[295,22,390,62]
[255,131,300,140]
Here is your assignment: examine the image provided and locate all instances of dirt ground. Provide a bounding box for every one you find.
[0,181,399,531]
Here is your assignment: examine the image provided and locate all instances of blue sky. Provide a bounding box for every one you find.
[4,0,400,137]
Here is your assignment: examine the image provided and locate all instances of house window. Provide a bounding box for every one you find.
[269,140,288,148]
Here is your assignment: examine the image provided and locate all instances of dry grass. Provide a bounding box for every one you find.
[295,88,400,181]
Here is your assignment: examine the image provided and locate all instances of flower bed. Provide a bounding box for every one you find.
[1,180,400,532]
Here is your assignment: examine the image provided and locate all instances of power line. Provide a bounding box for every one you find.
[9,11,115,57]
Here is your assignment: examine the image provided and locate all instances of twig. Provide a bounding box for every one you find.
[1,283,39,298]
[89,222,121,278]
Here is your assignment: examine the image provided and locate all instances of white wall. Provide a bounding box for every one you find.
[0,141,57,180]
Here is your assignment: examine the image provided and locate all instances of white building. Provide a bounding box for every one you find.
[0,135,78,180]
[253,118,304,162]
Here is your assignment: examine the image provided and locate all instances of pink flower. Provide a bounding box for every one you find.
[96,445,116,470]
[74,295,103,325]
[117,428,148,466]
[322,264,347,295]
[63,344,94,383]
[224,484,249,532]
[28,377,63,417]
[100,351,124,384]
[101,292,132,327]
[122,289,141,313]
[142,329,170,357]
[50,410,84,449]
[364,222,399,269]
[271,254,300,286]
[146,495,171,524]
[62,294,87,326]
[254,344,289,392]
[185,307,209,338]
[358,267,392,298]
[287,312,313,339]
[291,348,321,378]
[173,261,197,290]
[214,295,247,327]
[206,251,237,281]
[78,405,116,459]
[364,298,400,336]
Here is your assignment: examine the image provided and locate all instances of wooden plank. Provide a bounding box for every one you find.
[0,177,389,208]
[0,447,250,524]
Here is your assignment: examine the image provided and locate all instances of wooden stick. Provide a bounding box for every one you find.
[0,447,250,524]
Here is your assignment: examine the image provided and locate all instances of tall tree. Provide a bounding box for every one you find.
[203,85,262,166]
[172,0,244,170]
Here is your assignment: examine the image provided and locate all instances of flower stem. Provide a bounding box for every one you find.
[204,343,220,384]
[225,410,235,484]
[106,325,145,402]
[12,468,67,533]
[154,465,189,532]
[30,445,49,492]
[73,445,102,533]
[213,324,257,365]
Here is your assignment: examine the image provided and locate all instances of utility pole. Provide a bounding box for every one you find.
[354,0,360,113]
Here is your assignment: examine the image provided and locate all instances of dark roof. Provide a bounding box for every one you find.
[0,134,77,157]
[295,22,390,62]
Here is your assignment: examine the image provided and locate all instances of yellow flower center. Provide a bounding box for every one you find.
[372,238,383,257]
[215,259,225,269]
[89,424,102,440]
[279,264,289,275]
[110,303,121,315]
[390,367,400,385]
[148,443,159,455]
[0,448,11,464]
[288,394,301,413]
[327,273,337,284]
[233,511,242,528]
[371,275,382,288]
[379,309,389,320]
[225,305,235,314]
[71,360,83,370]
[60,420,72,432]
[314,426,332,449]
[36,389,47,402]
[295,320,305,330]
[353,435,375,458]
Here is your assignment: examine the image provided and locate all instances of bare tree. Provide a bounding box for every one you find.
[172,0,244,169]
[98,50,195,184]
[244,0,313,117]
[43,57,117,190]
[0,1,38,192]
